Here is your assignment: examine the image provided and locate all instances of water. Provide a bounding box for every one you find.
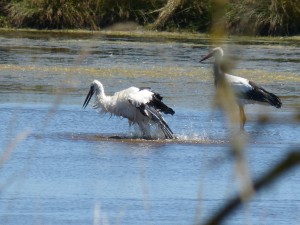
[0,31,300,225]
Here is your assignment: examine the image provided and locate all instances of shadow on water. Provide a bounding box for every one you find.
[31,132,227,145]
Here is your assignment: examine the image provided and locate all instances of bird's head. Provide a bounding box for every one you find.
[82,80,104,109]
[199,47,224,62]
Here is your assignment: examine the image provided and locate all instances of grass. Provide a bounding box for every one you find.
[1,0,299,35]
[5,0,99,29]
[3,0,164,29]
[227,0,300,35]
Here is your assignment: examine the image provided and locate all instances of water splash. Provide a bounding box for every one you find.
[175,131,225,144]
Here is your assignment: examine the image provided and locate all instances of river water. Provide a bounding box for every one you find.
[0,31,300,225]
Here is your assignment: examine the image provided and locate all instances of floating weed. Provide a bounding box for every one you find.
[1,64,298,82]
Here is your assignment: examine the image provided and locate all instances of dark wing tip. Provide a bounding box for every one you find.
[248,81,282,109]
[167,108,175,115]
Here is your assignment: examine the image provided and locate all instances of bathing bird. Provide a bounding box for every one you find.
[200,47,282,129]
[82,80,175,139]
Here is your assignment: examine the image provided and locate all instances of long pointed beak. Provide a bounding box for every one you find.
[199,51,214,62]
[82,87,94,109]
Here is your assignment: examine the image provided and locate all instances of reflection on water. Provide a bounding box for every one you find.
[0,31,300,225]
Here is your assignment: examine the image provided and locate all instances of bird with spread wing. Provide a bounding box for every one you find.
[82,80,175,139]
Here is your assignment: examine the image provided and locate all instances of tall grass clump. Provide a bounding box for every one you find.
[227,0,300,35]
[93,0,165,28]
[5,0,100,29]
[152,0,212,31]
[2,0,300,34]
[0,0,10,27]
[4,0,166,30]
[3,0,212,31]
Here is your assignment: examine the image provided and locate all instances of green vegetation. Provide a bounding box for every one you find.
[0,0,299,35]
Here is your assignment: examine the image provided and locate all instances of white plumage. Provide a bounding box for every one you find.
[200,47,282,129]
[223,74,254,105]
[82,80,175,139]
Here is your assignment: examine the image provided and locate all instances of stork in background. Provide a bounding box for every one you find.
[82,80,175,139]
[200,47,282,129]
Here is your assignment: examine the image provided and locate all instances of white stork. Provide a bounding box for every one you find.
[82,80,175,139]
[200,47,282,129]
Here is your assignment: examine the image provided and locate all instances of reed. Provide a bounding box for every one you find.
[152,0,212,31]
[0,0,9,27]
[5,0,99,29]
[2,0,300,35]
[93,0,164,27]
[227,0,300,35]
[4,0,163,29]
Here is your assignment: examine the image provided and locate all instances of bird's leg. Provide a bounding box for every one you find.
[239,106,246,130]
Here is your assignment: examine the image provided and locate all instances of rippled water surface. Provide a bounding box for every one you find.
[0,31,300,225]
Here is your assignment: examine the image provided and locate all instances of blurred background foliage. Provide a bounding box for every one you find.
[0,0,299,35]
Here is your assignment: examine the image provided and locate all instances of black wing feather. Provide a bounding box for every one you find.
[137,103,174,139]
[145,105,174,139]
[245,81,282,108]
[138,88,175,115]
[149,92,175,115]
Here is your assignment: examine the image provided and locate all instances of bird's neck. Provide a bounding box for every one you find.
[213,61,224,87]
[95,84,106,99]
[94,84,109,107]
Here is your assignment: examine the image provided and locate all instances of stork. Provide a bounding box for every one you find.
[200,47,282,129]
[82,80,175,139]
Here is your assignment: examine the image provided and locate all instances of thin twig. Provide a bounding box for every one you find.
[200,151,300,225]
